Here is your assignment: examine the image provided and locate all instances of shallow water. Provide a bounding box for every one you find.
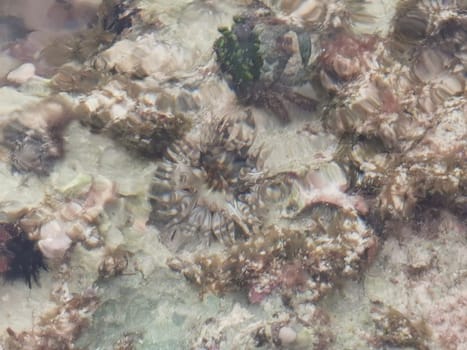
[0,1,466,349]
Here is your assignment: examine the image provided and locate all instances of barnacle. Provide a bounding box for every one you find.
[149,112,262,251]
[390,0,467,77]
[98,248,130,279]
[0,222,47,288]
[169,206,376,303]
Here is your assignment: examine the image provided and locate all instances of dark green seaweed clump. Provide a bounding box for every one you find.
[213,16,263,98]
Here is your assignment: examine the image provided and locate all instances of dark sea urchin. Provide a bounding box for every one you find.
[0,223,47,288]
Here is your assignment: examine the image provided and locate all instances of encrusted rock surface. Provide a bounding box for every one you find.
[0,0,465,349]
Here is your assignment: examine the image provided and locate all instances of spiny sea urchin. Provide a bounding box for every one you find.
[0,223,47,288]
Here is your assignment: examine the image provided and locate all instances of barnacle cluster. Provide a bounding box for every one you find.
[77,79,191,158]
[0,222,47,288]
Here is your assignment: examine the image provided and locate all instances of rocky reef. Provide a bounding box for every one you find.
[169,208,376,304]
[213,4,320,122]
[0,0,465,349]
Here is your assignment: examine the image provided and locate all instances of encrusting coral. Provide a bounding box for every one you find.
[5,285,99,350]
[169,205,376,305]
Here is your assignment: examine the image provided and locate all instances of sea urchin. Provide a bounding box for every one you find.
[0,223,47,288]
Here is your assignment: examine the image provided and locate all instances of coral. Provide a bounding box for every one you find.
[192,305,335,349]
[4,285,99,350]
[169,206,375,304]
[0,97,74,175]
[149,112,261,251]
[14,175,117,260]
[321,1,466,219]
[98,248,130,279]
[0,222,47,288]
[319,30,377,92]
[391,0,464,48]
[326,3,465,149]
[349,94,466,219]
[371,302,430,350]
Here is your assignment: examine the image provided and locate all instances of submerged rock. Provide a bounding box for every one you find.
[77,78,191,158]
[169,206,376,305]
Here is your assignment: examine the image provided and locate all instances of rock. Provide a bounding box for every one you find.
[278,326,297,345]
[6,63,35,84]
